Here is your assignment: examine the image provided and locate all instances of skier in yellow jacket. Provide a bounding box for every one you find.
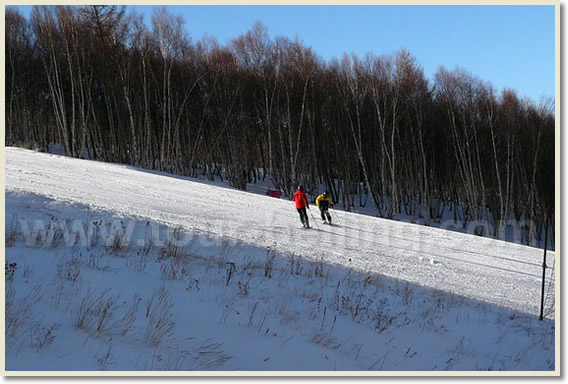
[315,191,334,224]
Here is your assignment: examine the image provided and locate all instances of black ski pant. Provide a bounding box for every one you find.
[297,207,309,226]
[319,205,331,222]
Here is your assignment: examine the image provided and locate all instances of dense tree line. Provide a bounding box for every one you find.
[6,5,555,247]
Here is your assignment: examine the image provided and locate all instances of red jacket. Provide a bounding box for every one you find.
[293,190,309,209]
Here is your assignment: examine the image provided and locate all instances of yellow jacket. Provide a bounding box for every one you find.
[315,194,333,207]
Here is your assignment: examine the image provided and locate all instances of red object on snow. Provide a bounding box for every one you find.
[266,189,281,198]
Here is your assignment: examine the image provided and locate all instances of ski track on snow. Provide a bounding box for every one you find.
[5,147,554,316]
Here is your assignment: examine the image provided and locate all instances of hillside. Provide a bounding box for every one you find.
[4,147,556,372]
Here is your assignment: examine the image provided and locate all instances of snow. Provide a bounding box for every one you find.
[5,147,554,316]
[4,147,556,372]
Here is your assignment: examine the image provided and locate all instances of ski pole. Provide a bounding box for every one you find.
[331,207,340,226]
[308,206,319,230]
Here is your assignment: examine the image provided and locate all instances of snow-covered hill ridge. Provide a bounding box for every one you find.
[5,147,555,317]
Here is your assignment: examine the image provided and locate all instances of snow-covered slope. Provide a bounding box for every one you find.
[5,193,556,371]
[4,147,557,372]
[5,147,554,317]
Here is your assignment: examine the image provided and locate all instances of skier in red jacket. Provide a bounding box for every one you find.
[293,186,310,228]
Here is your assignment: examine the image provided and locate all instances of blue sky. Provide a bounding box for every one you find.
[12,4,555,103]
